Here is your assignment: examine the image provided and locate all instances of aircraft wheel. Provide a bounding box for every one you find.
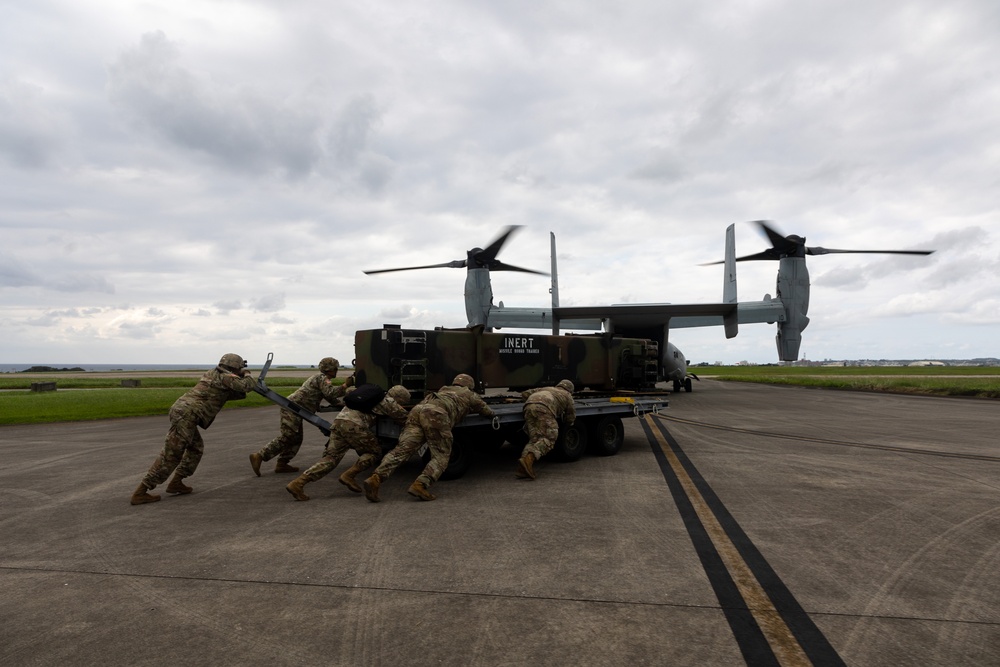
[588,416,624,456]
[684,378,693,392]
[672,380,682,392]
[553,422,589,462]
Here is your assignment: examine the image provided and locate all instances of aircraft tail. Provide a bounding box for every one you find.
[550,232,559,335]
[723,224,739,339]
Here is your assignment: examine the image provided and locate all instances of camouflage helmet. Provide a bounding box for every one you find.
[387,385,411,404]
[318,357,340,374]
[218,353,246,371]
[452,373,475,389]
[556,379,575,393]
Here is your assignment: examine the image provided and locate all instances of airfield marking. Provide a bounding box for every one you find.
[656,414,1000,462]
[642,415,845,667]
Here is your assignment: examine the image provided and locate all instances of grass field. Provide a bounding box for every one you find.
[0,376,334,425]
[1,369,996,426]
[694,365,1000,399]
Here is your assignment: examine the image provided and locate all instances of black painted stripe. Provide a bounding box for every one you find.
[644,415,847,666]
[641,416,781,666]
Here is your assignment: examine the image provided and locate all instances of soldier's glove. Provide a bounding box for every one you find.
[345,375,356,387]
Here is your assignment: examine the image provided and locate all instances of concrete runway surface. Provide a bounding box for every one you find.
[1,380,997,666]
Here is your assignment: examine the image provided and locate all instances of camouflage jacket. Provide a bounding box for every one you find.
[420,385,496,427]
[334,395,408,429]
[288,373,349,413]
[521,386,576,425]
[172,366,258,429]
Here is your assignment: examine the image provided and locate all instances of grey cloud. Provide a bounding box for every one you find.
[214,300,243,314]
[0,251,115,293]
[814,227,986,292]
[330,94,380,164]
[0,78,68,168]
[630,151,687,183]
[42,308,103,319]
[48,274,116,294]
[113,321,159,339]
[250,293,285,313]
[26,313,60,326]
[107,32,391,185]
[377,305,418,320]
[0,254,37,287]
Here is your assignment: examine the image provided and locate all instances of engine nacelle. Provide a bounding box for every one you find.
[775,257,811,361]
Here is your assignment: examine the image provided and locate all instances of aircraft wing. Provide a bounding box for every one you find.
[553,303,738,331]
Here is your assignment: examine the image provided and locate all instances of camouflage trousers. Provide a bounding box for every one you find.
[141,412,204,488]
[374,403,452,487]
[523,404,560,459]
[258,409,304,464]
[300,420,381,482]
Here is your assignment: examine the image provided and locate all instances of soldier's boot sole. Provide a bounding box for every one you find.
[407,481,436,501]
[166,477,193,495]
[130,483,161,506]
[338,470,363,493]
[515,453,537,480]
[286,477,310,501]
[249,452,263,477]
[363,474,383,503]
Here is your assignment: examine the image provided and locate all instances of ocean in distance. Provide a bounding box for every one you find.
[0,363,316,373]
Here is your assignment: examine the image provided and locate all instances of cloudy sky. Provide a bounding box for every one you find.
[2,0,998,368]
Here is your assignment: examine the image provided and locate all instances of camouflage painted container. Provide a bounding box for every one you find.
[353,326,658,396]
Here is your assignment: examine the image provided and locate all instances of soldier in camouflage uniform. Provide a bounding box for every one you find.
[515,379,576,480]
[130,353,257,505]
[285,385,410,501]
[363,374,496,502]
[248,357,353,476]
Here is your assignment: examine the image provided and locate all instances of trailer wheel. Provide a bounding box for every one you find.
[421,432,475,480]
[482,427,507,452]
[505,426,528,450]
[588,416,624,456]
[553,422,588,462]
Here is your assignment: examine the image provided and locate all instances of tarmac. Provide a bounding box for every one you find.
[1,380,998,666]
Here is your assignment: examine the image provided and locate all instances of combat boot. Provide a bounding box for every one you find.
[166,475,193,495]
[249,452,263,477]
[285,475,310,501]
[274,461,299,473]
[515,452,537,480]
[363,473,384,503]
[338,462,366,493]
[407,480,436,501]
[130,482,161,505]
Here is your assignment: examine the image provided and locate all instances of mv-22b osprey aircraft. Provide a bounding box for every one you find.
[364,222,933,391]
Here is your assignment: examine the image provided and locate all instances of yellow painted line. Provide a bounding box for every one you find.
[645,415,813,667]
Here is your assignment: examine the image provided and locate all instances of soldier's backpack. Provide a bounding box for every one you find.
[343,383,387,413]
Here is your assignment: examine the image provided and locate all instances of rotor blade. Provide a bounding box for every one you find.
[363,260,466,275]
[699,249,782,266]
[752,220,791,249]
[477,225,522,263]
[490,260,550,276]
[806,247,935,257]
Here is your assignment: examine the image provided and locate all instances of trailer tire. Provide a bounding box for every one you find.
[588,416,624,456]
[505,426,528,450]
[422,435,474,481]
[553,422,588,462]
